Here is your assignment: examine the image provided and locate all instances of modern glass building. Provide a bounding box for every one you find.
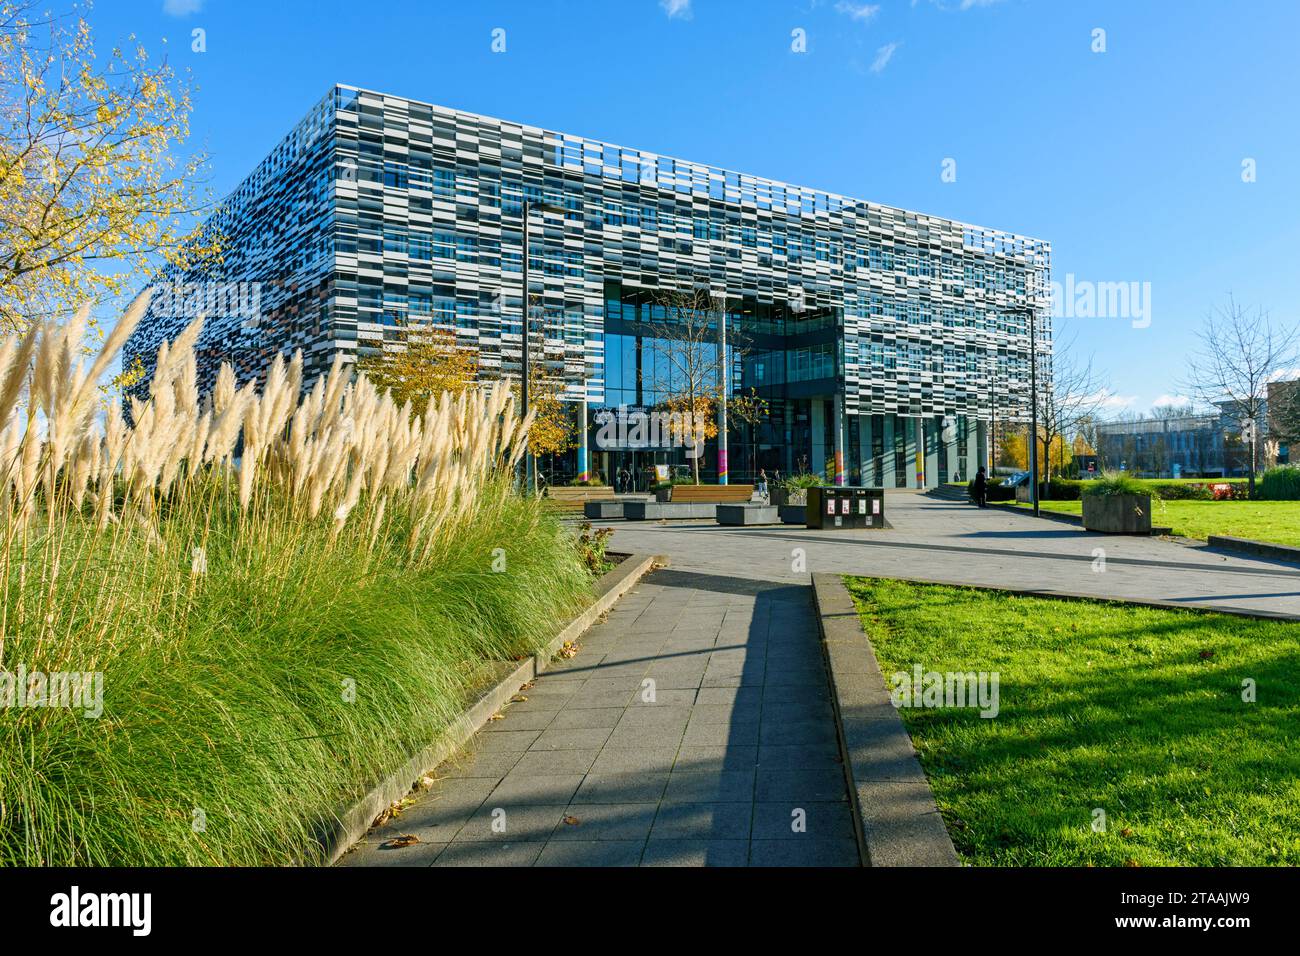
[126,84,1051,489]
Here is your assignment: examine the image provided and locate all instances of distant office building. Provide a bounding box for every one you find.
[125,84,1051,488]
[1268,379,1300,464]
[1096,404,1265,478]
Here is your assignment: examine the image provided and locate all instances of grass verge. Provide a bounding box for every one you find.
[845,576,1300,866]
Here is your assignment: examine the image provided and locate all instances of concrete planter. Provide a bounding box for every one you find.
[1082,493,1152,534]
[771,487,809,507]
[778,504,807,525]
[654,487,673,503]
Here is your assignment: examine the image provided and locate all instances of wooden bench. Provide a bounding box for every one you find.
[670,484,754,504]
[543,485,616,513]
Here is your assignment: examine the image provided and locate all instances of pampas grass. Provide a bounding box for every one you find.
[0,294,590,866]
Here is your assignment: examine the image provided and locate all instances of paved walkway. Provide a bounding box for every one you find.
[340,568,858,867]
[599,492,1300,618]
[340,492,1298,868]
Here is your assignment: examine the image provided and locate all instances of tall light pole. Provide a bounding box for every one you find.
[988,355,997,474]
[1007,304,1041,517]
[716,288,728,485]
[520,199,565,492]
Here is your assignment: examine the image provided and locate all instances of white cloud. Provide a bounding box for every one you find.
[1081,389,1138,413]
[913,0,1004,9]
[659,0,692,19]
[869,41,901,73]
[163,0,203,15]
[835,2,881,22]
[1152,393,1195,408]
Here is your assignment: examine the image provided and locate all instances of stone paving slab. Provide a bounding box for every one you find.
[339,569,859,867]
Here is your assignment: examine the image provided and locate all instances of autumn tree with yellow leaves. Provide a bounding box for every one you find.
[357,323,479,417]
[520,366,576,463]
[0,1,214,332]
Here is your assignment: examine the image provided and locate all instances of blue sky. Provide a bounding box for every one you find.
[91,0,1300,415]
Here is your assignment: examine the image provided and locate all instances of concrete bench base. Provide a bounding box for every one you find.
[779,504,807,525]
[716,504,780,526]
[583,501,624,519]
[623,501,718,521]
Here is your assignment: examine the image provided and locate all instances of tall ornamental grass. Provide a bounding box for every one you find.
[0,293,592,865]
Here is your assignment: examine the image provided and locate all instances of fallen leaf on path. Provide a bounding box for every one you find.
[382,835,421,848]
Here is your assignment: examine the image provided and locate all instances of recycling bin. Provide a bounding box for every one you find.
[806,486,884,530]
[852,486,885,528]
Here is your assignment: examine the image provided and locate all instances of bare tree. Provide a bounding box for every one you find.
[644,287,749,484]
[1183,296,1300,497]
[1035,338,1110,488]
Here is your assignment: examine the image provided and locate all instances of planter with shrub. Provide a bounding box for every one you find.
[1082,473,1154,534]
[772,473,821,506]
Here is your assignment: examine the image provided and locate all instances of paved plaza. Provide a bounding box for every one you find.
[602,492,1300,618]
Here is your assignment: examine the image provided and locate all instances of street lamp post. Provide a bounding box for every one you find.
[520,199,566,492]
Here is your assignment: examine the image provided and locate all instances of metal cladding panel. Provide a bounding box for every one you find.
[126,84,1049,425]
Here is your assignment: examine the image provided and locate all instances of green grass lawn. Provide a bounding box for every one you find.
[1010,498,1300,547]
[845,577,1300,866]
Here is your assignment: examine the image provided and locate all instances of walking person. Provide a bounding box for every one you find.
[757,467,769,501]
[972,466,988,508]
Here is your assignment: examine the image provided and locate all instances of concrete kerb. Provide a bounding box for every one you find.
[988,500,1300,562]
[989,501,1172,536]
[1207,534,1300,567]
[812,565,1300,869]
[861,570,1300,623]
[317,551,668,866]
[810,573,961,867]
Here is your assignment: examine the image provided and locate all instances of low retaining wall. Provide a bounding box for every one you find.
[1208,534,1300,565]
[716,504,780,526]
[810,573,960,867]
[318,552,666,865]
[583,500,624,519]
